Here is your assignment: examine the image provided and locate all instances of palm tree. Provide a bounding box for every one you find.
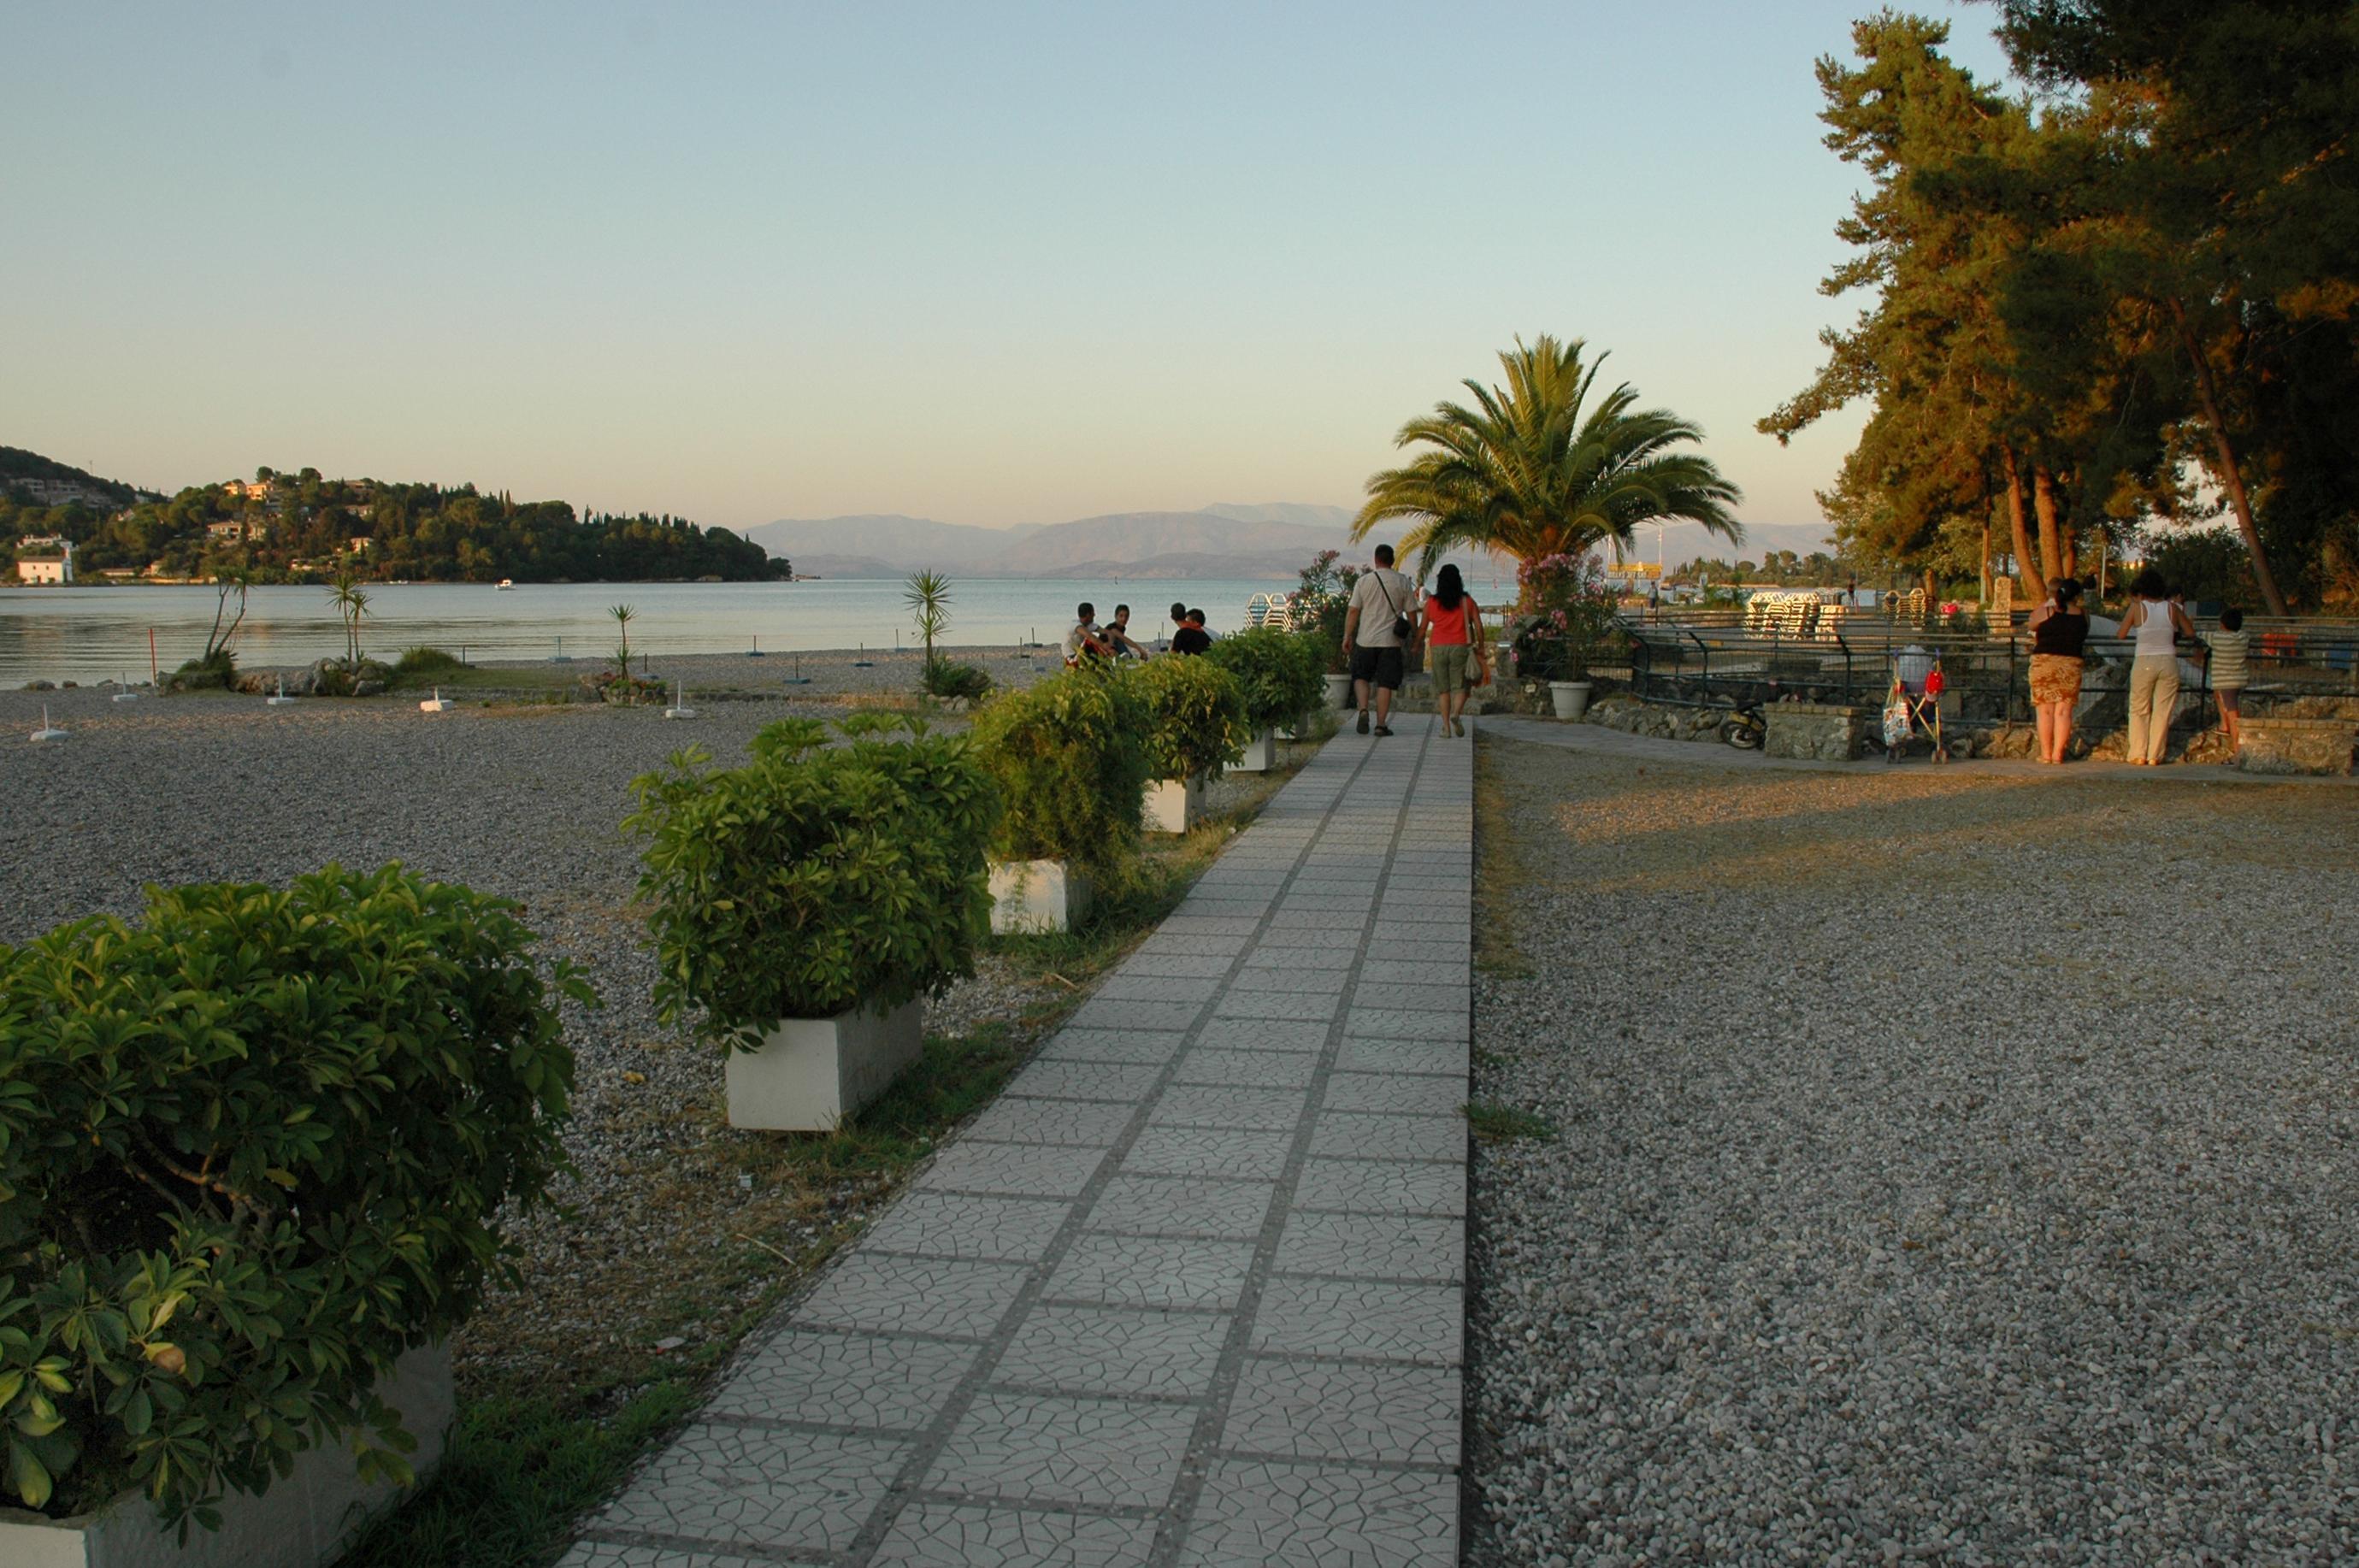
[1354,335,1744,577]
[905,569,952,670]
[327,569,370,665]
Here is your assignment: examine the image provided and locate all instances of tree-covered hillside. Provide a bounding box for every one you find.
[1,458,788,583]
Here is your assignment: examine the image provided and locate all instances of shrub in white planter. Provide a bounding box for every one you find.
[1206,628,1324,773]
[969,665,1149,931]
[1125,657,1245,834]
[627,714,997,1126]
[0,868,583,1533]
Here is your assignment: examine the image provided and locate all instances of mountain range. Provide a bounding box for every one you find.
[746,507,1364,581]
[747,506,1835,579]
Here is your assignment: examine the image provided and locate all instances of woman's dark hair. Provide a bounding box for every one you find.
[2129,567,2168,600]
[2220,606,2244,632]
[1434,563,1465,610]
[2053,576,2084,609]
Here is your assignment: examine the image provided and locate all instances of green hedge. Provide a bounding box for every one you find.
[1206,627,1327,733]
[1125,655,1247,781]
[627,714,998,1038]
[968,664,1148,881]
[0,866,585,1529]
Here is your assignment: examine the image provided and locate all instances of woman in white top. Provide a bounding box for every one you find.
[2118,568,2198,764]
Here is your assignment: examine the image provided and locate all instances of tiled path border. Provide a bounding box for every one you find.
[561,715,1471,1567]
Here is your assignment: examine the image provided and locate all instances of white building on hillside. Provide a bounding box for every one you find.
[15,539,74,584]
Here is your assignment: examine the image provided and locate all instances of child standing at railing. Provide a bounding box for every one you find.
[2203,607,2252,752]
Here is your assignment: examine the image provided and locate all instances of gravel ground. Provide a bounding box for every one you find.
[1466,734,2359,1565]
[2,669,1290,1399]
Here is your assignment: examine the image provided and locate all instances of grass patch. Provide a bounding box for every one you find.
[1472,740,1533,977]
[386,661,579,693]
[1463,1100,1558,1143]
[332,746,1317,1568]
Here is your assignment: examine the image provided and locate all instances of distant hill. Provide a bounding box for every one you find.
[752,505,1359,579]
[1199,501,1359,530]
[0,445,148,510]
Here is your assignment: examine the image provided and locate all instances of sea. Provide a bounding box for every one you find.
[0,577,1306,687]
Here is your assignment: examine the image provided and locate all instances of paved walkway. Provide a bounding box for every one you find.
[561,716,1471,1567]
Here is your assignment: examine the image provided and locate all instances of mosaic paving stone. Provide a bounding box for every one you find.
[926,1394,1196,1509]
[994,1305,1233,1397]
[1122,1126,1295,1179]
[1249,1276,1462,1365]
[872,1503,1159,1566]
[1085,1176,1278,1239]
[1046,1234,1254,1310]
[1308,1112,1463,1164]
[793,1255,1032,1340]
[1173,1049,1320,1088]
[917,1141,1107,1199]
[1273,1211,1463,1283]
[1335,1036,1468,1076]
[1038,1029,1190,1065]
[1222,1360,1462,1466]
[860,1194,1074,1263]
[1212,988,1342,1023]
[1176,1459,1459,1566]
[1147,1085,1311,1131]
[1294,1157,1465,1217]
[586,1424,906,1554]
[704,1330,980,1430]
[1005,1060,1163,1101]
[962,1096,1136,1147]
[1321,1072,1466,1117]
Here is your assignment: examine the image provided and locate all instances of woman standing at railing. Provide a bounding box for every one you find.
[2120,569,2200,764]
[2028,576,2089,763]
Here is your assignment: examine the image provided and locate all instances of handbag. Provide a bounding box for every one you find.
[1374,571,1412,641]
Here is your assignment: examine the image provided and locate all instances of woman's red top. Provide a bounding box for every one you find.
[1424,595,1474,645]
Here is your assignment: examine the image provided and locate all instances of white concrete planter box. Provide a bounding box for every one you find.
[725,997,924,1131]
[1141,775,1205,834]
[1324,672,1354,709]
[0,1341,453,1568]
[1233,728,1277,773]
[988,859,1092,934]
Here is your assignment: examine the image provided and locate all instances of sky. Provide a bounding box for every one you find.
[2,2,2014,536]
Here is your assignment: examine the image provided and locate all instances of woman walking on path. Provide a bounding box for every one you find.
[2203,607,2252,751]
[2120,569,2199,764]
[1423,564,1486,739]
[2027,576,2089,763]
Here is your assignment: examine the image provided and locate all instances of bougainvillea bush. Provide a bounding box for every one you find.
[0,866,587,1530]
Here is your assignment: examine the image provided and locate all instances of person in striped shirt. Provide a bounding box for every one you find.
[2203,607,2252,750]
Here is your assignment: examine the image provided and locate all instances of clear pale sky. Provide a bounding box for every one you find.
[2,2,2010,533]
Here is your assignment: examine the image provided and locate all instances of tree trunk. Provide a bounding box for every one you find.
[2061,526,2079,582]
[1979,517,1992,604]
[2003,447,2046,599]
[2032,465,2066,585]
[2167,297,2290,616]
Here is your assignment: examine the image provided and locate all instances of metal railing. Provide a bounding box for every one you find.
[1620,611,2359,729]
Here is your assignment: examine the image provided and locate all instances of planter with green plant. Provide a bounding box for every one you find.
[0,865,585,1568]
[1206,625,1325,771]
[1512,552,1627,719]
[626,714,996,1125]
[967,664,1149,933]
[1125,655,1246,833]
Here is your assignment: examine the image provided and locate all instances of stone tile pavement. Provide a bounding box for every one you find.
[559,715,1471,1567]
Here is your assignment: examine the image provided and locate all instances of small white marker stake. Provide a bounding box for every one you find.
[419,687,452,713]
[30,705,68,742]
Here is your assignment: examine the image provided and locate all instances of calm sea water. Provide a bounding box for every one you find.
[0,578,1302,685]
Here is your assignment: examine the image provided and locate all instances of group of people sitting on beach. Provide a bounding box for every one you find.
[2026,566,2251,764]
[1062,602,1213,664]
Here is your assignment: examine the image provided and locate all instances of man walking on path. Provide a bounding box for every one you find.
[1342,543,1418,736]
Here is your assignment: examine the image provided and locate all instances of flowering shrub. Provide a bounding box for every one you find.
[1294,551,1363,673]
[1511,553,1627,681]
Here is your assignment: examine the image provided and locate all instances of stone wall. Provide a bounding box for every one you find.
[1764,703,1866,762]
[2232,717,2358,776]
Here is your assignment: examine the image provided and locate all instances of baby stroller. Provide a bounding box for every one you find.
[1880,646,1949,763]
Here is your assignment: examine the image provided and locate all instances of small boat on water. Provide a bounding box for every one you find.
[497,579,515,591]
